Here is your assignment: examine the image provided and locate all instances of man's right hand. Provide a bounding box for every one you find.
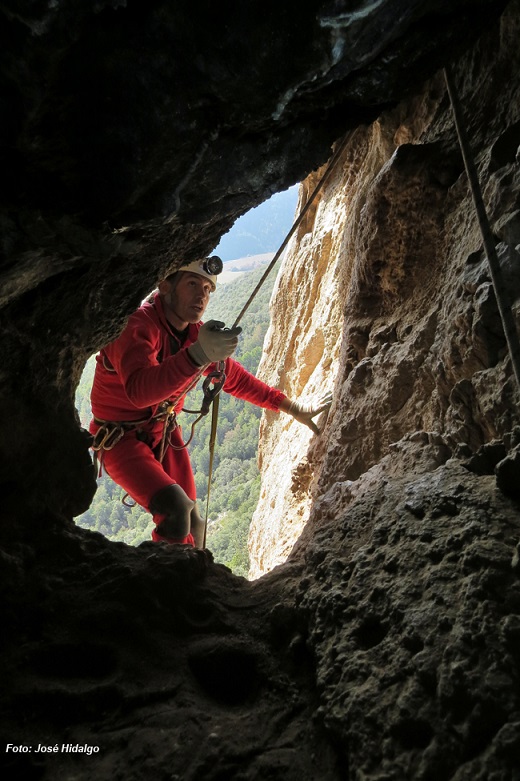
[188,320,242,365]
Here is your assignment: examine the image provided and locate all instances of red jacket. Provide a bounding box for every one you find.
[90,292,286,422]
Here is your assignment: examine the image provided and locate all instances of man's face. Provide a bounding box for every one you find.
[163,272,212,326]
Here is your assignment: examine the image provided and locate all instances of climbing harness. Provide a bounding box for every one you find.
[92,416,151,455]
[91,368,223,463]
[92,415,155,507]
[444,65,520,390]
[156,403,178,463]
[91,422,127,452]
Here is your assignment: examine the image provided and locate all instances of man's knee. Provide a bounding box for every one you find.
[149,484,195,540]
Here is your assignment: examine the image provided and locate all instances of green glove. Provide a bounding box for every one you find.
[188,320,242,366]
[287,393,332,435]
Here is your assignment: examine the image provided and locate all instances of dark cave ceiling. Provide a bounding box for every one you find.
[1,0,507,231]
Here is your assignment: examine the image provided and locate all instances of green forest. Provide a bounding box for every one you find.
[74,262,280,577]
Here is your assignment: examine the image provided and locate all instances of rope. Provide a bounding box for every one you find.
[201,132,351,547]
[200,361,226,546]
[203,387,221,548]
[444,65,520,391]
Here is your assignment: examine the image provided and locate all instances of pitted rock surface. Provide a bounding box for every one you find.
[1,2,520,779]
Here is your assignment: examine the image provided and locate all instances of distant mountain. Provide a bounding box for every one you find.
[224,252,275,271]
[213,185,298,262]
[219,252,275,284]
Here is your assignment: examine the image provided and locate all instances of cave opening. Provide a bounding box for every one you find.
[73,185,301,578]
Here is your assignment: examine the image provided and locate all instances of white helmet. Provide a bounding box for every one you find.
[179,256,223,291]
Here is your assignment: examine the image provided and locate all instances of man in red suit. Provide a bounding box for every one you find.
[90,257,330,547]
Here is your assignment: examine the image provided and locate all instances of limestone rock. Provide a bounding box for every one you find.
[252,2,520,579]
[1,2,520,780]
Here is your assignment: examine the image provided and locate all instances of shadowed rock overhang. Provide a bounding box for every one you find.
[0,0,508,517]
[1,2,520,780]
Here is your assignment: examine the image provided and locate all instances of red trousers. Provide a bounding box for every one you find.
[95,421,195,545]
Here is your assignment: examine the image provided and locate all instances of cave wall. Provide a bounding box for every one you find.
[2,2,520,780]
[251,0,520,577]
[241,8,520,777]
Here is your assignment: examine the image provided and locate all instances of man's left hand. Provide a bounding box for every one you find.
[283,393,333,435]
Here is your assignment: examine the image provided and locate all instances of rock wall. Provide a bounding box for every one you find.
[248,164,349,575]
[251,2,520,578]
[3,2,520,779]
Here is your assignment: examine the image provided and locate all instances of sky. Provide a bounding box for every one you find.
[213,185,299,262]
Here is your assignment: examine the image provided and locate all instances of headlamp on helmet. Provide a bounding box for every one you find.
[203,255,223,275]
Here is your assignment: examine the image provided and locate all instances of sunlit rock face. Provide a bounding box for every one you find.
[252,3,520,578]
[245,7,520,775]
[2,1,520,780]
[250,165,350,576]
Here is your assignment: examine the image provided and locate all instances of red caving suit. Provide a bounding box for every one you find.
[90,292,286,545]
